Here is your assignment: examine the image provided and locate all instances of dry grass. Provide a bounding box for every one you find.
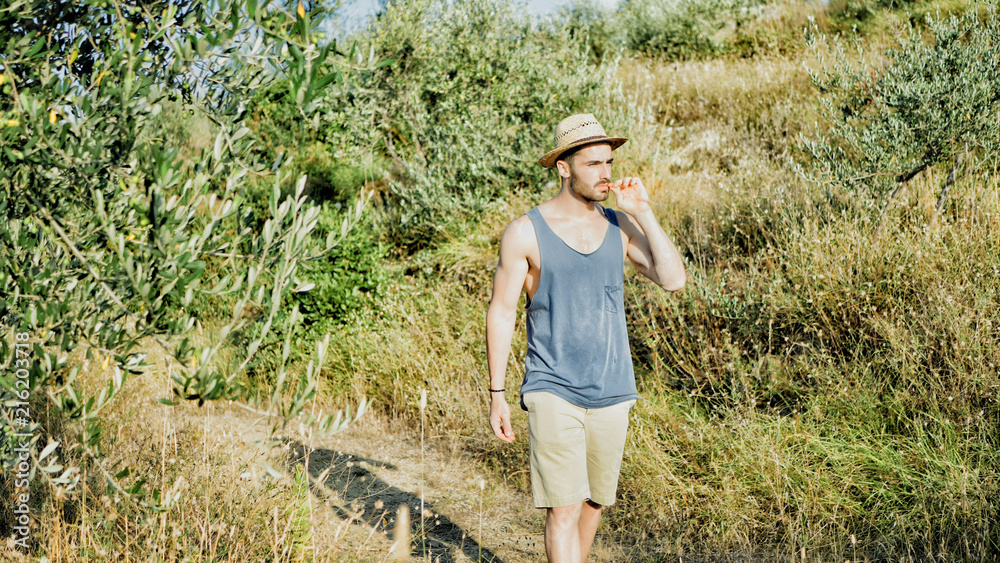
[2,330,322,561]
[3,324,549,562]
[318,1,999,558]
[8,1,997,560]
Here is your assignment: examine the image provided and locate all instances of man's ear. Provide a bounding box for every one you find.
[556,158,572,179]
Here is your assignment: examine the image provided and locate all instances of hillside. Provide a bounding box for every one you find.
[2,0,998,560]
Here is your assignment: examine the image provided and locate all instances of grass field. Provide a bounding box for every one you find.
[319,0,1000,558]
[4,0,998,560]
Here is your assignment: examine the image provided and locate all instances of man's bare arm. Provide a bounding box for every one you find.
[610,177,686,291]
[486,216,533,443]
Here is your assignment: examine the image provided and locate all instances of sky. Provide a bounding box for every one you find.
[526,0,619,12]
[336,0,620,30]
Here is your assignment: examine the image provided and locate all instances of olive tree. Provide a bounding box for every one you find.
[0,0,365,501]
[803,6,1000,210]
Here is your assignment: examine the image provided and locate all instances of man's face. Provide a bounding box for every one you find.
[561,143,614,203]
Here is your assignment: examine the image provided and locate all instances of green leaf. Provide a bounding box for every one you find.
[214,130,225,162]
[38,441,60,461]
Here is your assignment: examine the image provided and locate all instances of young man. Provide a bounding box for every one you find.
[486,114,686,562]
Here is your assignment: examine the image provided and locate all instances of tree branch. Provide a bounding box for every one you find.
[22,190,185,367]
[895,161,930,185]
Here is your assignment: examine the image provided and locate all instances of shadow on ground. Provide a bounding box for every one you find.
[287,441,504,562]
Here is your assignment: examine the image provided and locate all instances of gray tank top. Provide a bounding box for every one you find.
[519,205,637,410]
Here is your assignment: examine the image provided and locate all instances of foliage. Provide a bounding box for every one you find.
[826,0,918,26]
[327,0,608,249]
[247,78,313,161]
[246,77,379,205]
[316,0,999,557]
[616,165,1000,555]
[1,0,997,558]
[618,0,769,60]
[292,214,388,328]
[803,6,1000,204]
[0,0,365,524]
[547,0,621,64]
[242,77,390,339]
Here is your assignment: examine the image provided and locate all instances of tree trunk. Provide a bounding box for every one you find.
[935,156,960,213]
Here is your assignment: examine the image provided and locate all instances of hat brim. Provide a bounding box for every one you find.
[538,136,628,168]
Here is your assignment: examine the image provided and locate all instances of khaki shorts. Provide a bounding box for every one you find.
[523,391,636,508]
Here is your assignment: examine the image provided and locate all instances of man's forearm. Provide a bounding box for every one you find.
[485,305,517,391]
[486,300,518,442]
[633,208,685,290]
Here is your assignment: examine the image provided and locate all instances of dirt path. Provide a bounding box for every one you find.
[125,339,549,561]
[168,399,549,561]
[287,413,549,562]
[117,360,632,562]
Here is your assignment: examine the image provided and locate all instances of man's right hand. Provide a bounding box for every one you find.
[487,217,534,445]
[489,397,516,443]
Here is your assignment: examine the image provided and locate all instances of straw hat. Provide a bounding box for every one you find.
[538,113,628,168]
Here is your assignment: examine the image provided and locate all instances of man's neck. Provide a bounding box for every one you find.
[551,184,600,219]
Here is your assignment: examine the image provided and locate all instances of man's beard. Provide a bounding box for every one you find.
[571,177,610,202]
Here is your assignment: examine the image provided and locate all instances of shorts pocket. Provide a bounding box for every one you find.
[522,392,540,413]
[604,284,622,314]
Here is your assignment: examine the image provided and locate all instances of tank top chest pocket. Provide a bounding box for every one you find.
[604,284,623,314]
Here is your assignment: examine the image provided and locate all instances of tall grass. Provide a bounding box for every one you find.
[325,165,999,559]
[616,166,1000,559]
[0,340,326,561]
[317,0,1000,558]
[8,0,997,559]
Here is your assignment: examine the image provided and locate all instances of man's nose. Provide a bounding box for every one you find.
[600,163,611,180]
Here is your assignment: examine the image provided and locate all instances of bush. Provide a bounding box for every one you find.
[246,78,382,206]
[293,213,389,329]
[326,0,609,249]
[0,0,365,542]
[546,0,622,63]
[619,0,769,60]
[825,0,918,27]
[242,78,388,331]
[803,6,1000,207]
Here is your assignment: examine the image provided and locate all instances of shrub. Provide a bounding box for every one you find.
[293,213,389,329]
[246,78,382,206]
[618,0,769,60]
[242,77,390,332]
[546,0,622,63]
[0,0,365,540]
[802,5,1000,208]
[326,0,609,249]
[825,0,918,27]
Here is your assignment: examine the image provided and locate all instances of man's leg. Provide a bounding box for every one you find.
[525,393,591,561]
[545,502,582,563]
[578,499,603,559]
[577,399,637,560]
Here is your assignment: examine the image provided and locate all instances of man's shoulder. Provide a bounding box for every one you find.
[499,212,538,257]
[503,212,536,239]
[605,207,637,237]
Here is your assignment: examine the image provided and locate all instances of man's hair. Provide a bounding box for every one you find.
[555,145,585,167]
[555,141,612,168]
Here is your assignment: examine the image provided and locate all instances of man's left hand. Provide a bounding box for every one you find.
[609,177,652,216]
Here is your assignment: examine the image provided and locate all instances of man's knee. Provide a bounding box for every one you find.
[584,499,602,511]
[547,503,583,529]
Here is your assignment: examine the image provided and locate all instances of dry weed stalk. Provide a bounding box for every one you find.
[419,388,427,559]
[392,504,411,561]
